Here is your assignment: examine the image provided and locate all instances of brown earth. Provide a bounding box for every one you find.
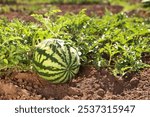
[0,4,149,21]
[0,4,123,21]
[0,66,149,100]
[0,3,149,100]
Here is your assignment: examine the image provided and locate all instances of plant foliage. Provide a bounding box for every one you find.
[0,9,149,78]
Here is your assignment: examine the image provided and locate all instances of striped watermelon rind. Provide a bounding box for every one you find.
[33,39,80,83]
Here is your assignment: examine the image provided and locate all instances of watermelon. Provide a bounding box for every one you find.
[33,39,80,83]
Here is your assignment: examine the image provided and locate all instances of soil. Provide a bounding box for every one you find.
[0,66,149,100]
[0,4,149,21]
[0,3,149,100]
[0,4,123,21]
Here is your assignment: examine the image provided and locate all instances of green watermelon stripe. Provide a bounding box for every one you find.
[61,76,69,83]
[49,44,57,56]
[36,51,48,64]
[36,69,65,77]
[70,63,80,70]
[40,57,49,65]
[36,48,66,68]
[61,71,74,83]
[70,54,79,67]
[69,70,76,77]
[40,56,63,68]
[35,51,42,63]
[34,64,65,75]
[66,45,72,65]
[72,66,80,73]
[36,54,50,65]
[71,69,79,75]
[37,46,66,68]
[40,71,67,82]
[57,72,69,83]
[33,59,65,71]
[64,46,70,65]
[59,47,69,65]
[44,41,50,47]
[71,70,76,75]
[69,66,79,75]
[34,66,61,77]
[68,73,73,80]
[50,44,67,65]
[56,41,63,48]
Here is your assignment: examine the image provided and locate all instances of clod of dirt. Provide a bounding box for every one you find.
[97,89,105,97]
[0,82,17,95]
[130,77,139,86]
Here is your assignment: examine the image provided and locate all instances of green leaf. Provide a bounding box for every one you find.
[3,59,8,64]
